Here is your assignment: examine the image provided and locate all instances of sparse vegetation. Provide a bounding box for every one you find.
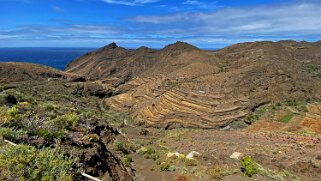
[40,102,57,111]
[305,63,321,73]
[245,104,279,123]
[208,165,223,180]
[32,128,62,141]
[184,158,198,167]
[160,162,171,171]
[137,147,160,160]
[113,141,131,154]
[240,156,259,177]
[122,155,133,167]
[51,113,79,130]
[278,113,294,123]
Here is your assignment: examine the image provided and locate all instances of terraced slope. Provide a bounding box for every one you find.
[67,41,321,128]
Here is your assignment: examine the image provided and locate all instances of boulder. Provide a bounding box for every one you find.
[230,152,244,160]
[167,152,180,159]
[186,151,201,159]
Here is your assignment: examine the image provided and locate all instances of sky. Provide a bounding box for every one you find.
[0,0,321,48]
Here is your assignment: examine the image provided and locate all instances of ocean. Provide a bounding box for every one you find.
[0,47,95,70]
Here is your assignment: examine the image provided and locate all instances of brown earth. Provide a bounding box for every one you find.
[66,41,321,128]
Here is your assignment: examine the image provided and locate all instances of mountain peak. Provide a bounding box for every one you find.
[95,42,121,53]
[162,41,199,51]
[136,46,154,52]
[103,42,118,49]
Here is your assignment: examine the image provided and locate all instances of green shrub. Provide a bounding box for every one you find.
[113,141,130,154]
[32,128,62,141]
[208,165,223,180]
[41,102,56,111]
[160,162,171,171]
[244,104,279,123]
[137,147,160,160]
[306,63,321,73]
[0,106,20,126]
[51,113,79,130]
[7,106,18,117]
[2,90,34,103]
[0,127,27,141]
[184,158,198,167]
[17,101,32,110]
[0,93,7,104]
[278,113,294,123]
[0,144,73,180]
[81,111,95,119]
[122,155,133,167]
[241,156,259,177]
[46,111,58,119]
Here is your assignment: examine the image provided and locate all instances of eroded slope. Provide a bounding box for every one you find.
[66,41,321,128]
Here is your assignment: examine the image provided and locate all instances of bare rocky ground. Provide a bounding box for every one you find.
[112,119,321,181]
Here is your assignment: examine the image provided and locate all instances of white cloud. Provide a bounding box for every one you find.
[129,2,321,36]
[182,0,219,10]
[51,5,63,12]
[101,0,160,6]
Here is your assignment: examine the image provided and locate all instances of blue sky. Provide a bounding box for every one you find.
[0,0,321,48]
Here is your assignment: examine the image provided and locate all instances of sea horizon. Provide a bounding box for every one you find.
[0,46,221,70]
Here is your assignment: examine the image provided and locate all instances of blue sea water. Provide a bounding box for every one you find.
[0,47,95,70]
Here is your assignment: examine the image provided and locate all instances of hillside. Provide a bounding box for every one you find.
[0,63,133,180]
[66,41,321,129]
[1,48,321,180]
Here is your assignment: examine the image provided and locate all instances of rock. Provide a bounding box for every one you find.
[186,151,201,159]
[167,152,180,159]
[139,129,149,136]
[5,95,17,105]
[230,152,244,160]
[0,94,17,105]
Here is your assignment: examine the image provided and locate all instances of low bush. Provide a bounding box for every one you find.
[160,162,171,171]
[184,158,198,167]
[0,127,27,141]
[278,113,294,123]
[51,113,79,130]
[122,155,133,167]
[208,165,223,180]
[0,106,20,126]
[241,156,259,177]
[41,102,57,111]
[113,141,130,154]
[0,144,74,180]
[32,128,63,141]
[137,147,160,160]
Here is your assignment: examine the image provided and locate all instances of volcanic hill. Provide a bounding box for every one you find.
[66,41,321,129]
